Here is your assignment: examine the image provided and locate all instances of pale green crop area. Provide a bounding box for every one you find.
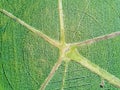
[0,0,120,90]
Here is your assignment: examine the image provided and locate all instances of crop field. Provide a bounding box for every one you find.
[0,0,120,90]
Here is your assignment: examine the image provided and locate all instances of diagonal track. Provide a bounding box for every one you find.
[70,31,120,47]
[39,57,63,90]
[0,9,60,48]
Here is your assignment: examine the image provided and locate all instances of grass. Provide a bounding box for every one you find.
[0,0,120,90]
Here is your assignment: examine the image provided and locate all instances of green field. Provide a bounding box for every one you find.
[0,0,120,90]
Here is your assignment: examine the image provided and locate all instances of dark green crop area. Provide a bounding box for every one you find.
[0,0,120,90]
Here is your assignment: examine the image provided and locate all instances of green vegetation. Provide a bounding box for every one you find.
[0,0,120,90]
